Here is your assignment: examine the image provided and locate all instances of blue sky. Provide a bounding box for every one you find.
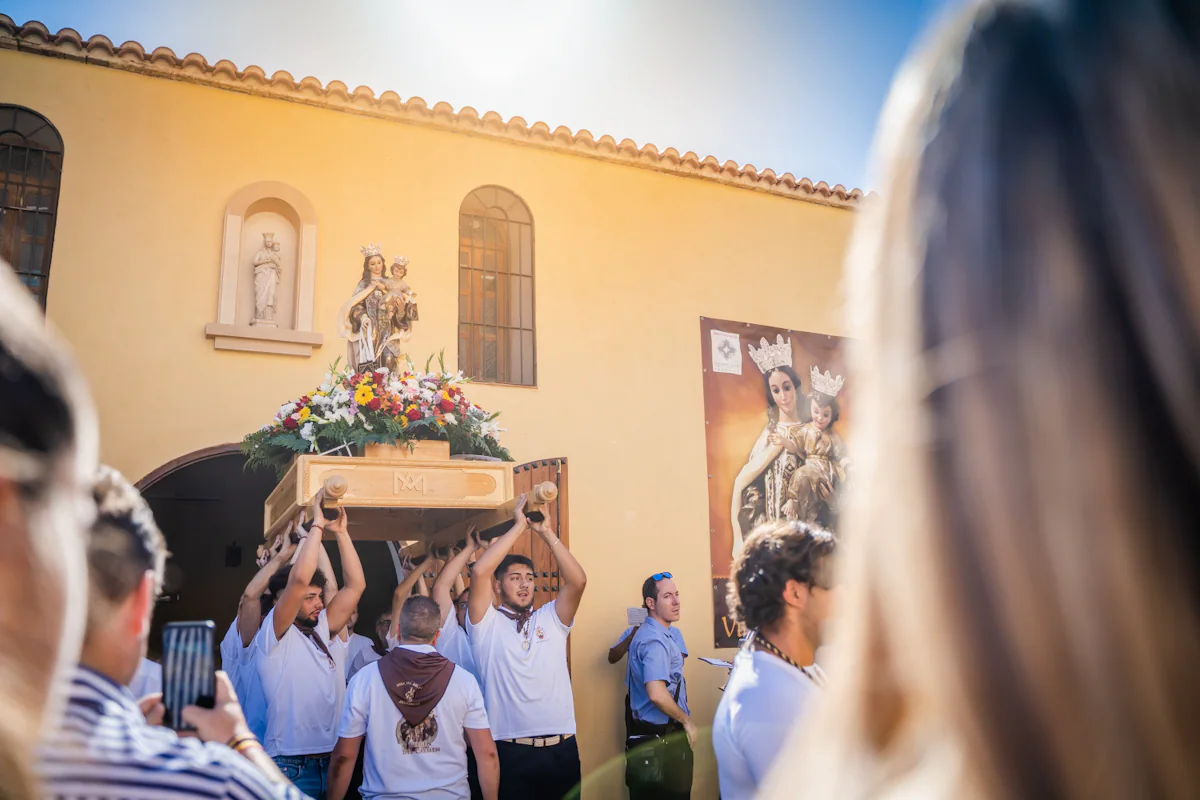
[3,0,948,190]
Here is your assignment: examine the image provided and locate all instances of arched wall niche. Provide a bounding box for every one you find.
[204,180,323,357]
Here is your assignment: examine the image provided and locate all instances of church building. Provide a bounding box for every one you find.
[0,15,859,798]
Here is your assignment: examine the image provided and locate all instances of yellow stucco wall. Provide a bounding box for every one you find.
[1,50,853,798]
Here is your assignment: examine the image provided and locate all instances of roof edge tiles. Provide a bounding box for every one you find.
[0,15,867,209]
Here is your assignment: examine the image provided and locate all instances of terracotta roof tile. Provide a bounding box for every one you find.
[0,15,867,208]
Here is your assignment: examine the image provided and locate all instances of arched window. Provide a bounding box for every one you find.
[0,106,63,309]
[458,186,535,385]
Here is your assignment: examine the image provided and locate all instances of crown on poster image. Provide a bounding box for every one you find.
[747,334,793,374]
[809,366,844,397]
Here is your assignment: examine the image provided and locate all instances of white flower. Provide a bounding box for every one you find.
[443,413,457,425]
[278,401,298,418]
[300,422,315,442]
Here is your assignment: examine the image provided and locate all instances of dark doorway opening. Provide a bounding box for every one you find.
[138,451,399,664]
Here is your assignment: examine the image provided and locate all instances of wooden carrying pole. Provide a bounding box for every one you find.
[393,481,559,560]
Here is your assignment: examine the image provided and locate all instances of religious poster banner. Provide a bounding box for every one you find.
[701,317,851,648]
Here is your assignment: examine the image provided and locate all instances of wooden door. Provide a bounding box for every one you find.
[444,457,568,612]
[511,457,569,611]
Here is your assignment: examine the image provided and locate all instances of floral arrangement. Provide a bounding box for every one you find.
[241,355,511,476]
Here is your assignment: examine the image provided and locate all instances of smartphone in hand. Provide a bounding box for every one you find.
[162,621,216,731]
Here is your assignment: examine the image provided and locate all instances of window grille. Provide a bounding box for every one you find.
[458,186,535,385]
[0,106,63,309]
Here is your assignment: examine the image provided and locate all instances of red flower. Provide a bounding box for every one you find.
[350,372,362,385]
[367,397,383,411]
[406,407,422,422]
[372,371,386,385]
[439,398,455,412]
[390,402,404,416]
[282,417,299,430]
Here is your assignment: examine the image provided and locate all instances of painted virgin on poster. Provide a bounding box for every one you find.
[702,317,851,647]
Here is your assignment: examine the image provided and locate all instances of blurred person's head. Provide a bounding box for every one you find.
[81,467,167,685]
[373,609,391,646]
[728,522,837,653]
[0,264,98,794]
[769,1,1200,798]
[399,595,441,644]
[641,573,681,625]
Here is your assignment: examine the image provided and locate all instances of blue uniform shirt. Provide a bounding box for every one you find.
[627,617,689,724]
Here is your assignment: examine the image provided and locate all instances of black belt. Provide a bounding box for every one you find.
[628,717,682,738]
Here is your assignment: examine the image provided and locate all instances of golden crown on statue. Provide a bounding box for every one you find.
[809,366,845,397]
[360,243,383,258]
[747,334,793,374]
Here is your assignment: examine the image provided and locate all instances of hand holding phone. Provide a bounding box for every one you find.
[181,671,251,745]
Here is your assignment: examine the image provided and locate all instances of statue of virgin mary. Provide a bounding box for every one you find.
[338,244,391,372]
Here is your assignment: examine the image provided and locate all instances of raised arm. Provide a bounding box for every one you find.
[388,556,429,641]
[433,532,477,624]
[324,509,366,634]
[608,626,639,664]
[416,563,434,598]
[316,534,340,606]
[468,494,527,625]
[531,517,586,626]
[238,532,297,646]
[273,518,326,639]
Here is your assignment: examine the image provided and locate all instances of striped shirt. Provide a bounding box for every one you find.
[39,665,310,800]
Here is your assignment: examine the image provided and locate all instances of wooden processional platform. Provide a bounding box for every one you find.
[262,447,570,607]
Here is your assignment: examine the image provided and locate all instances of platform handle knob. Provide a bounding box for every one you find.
[532,482,558,504]
[324,475,349,500]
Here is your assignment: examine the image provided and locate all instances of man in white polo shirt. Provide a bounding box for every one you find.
[329,595,499,800]
[221,533,298,740]
[468,495,588,800]
[712,521,837,799]
[255,507,366,798]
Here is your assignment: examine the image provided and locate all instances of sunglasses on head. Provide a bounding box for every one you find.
[652,572,673,581]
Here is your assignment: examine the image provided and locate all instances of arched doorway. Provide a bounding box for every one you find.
[136,446,401,663]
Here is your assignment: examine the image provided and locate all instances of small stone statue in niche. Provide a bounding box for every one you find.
[252,231,282,327]
[338,244,419,373]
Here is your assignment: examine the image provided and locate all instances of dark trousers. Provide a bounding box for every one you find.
[625,723,693,800]
[495,737,581,800]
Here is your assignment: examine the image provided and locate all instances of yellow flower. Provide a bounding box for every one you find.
[355,386,374,405]
[298,407,311,421]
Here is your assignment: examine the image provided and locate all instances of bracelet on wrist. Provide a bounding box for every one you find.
[226,733,258,750]
[233,739,263,755]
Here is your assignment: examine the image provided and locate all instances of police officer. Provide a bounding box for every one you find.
[626,572,692,800]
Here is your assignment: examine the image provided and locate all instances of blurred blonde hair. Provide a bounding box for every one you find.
[765,0,1200,798]
[0,265,97,799]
